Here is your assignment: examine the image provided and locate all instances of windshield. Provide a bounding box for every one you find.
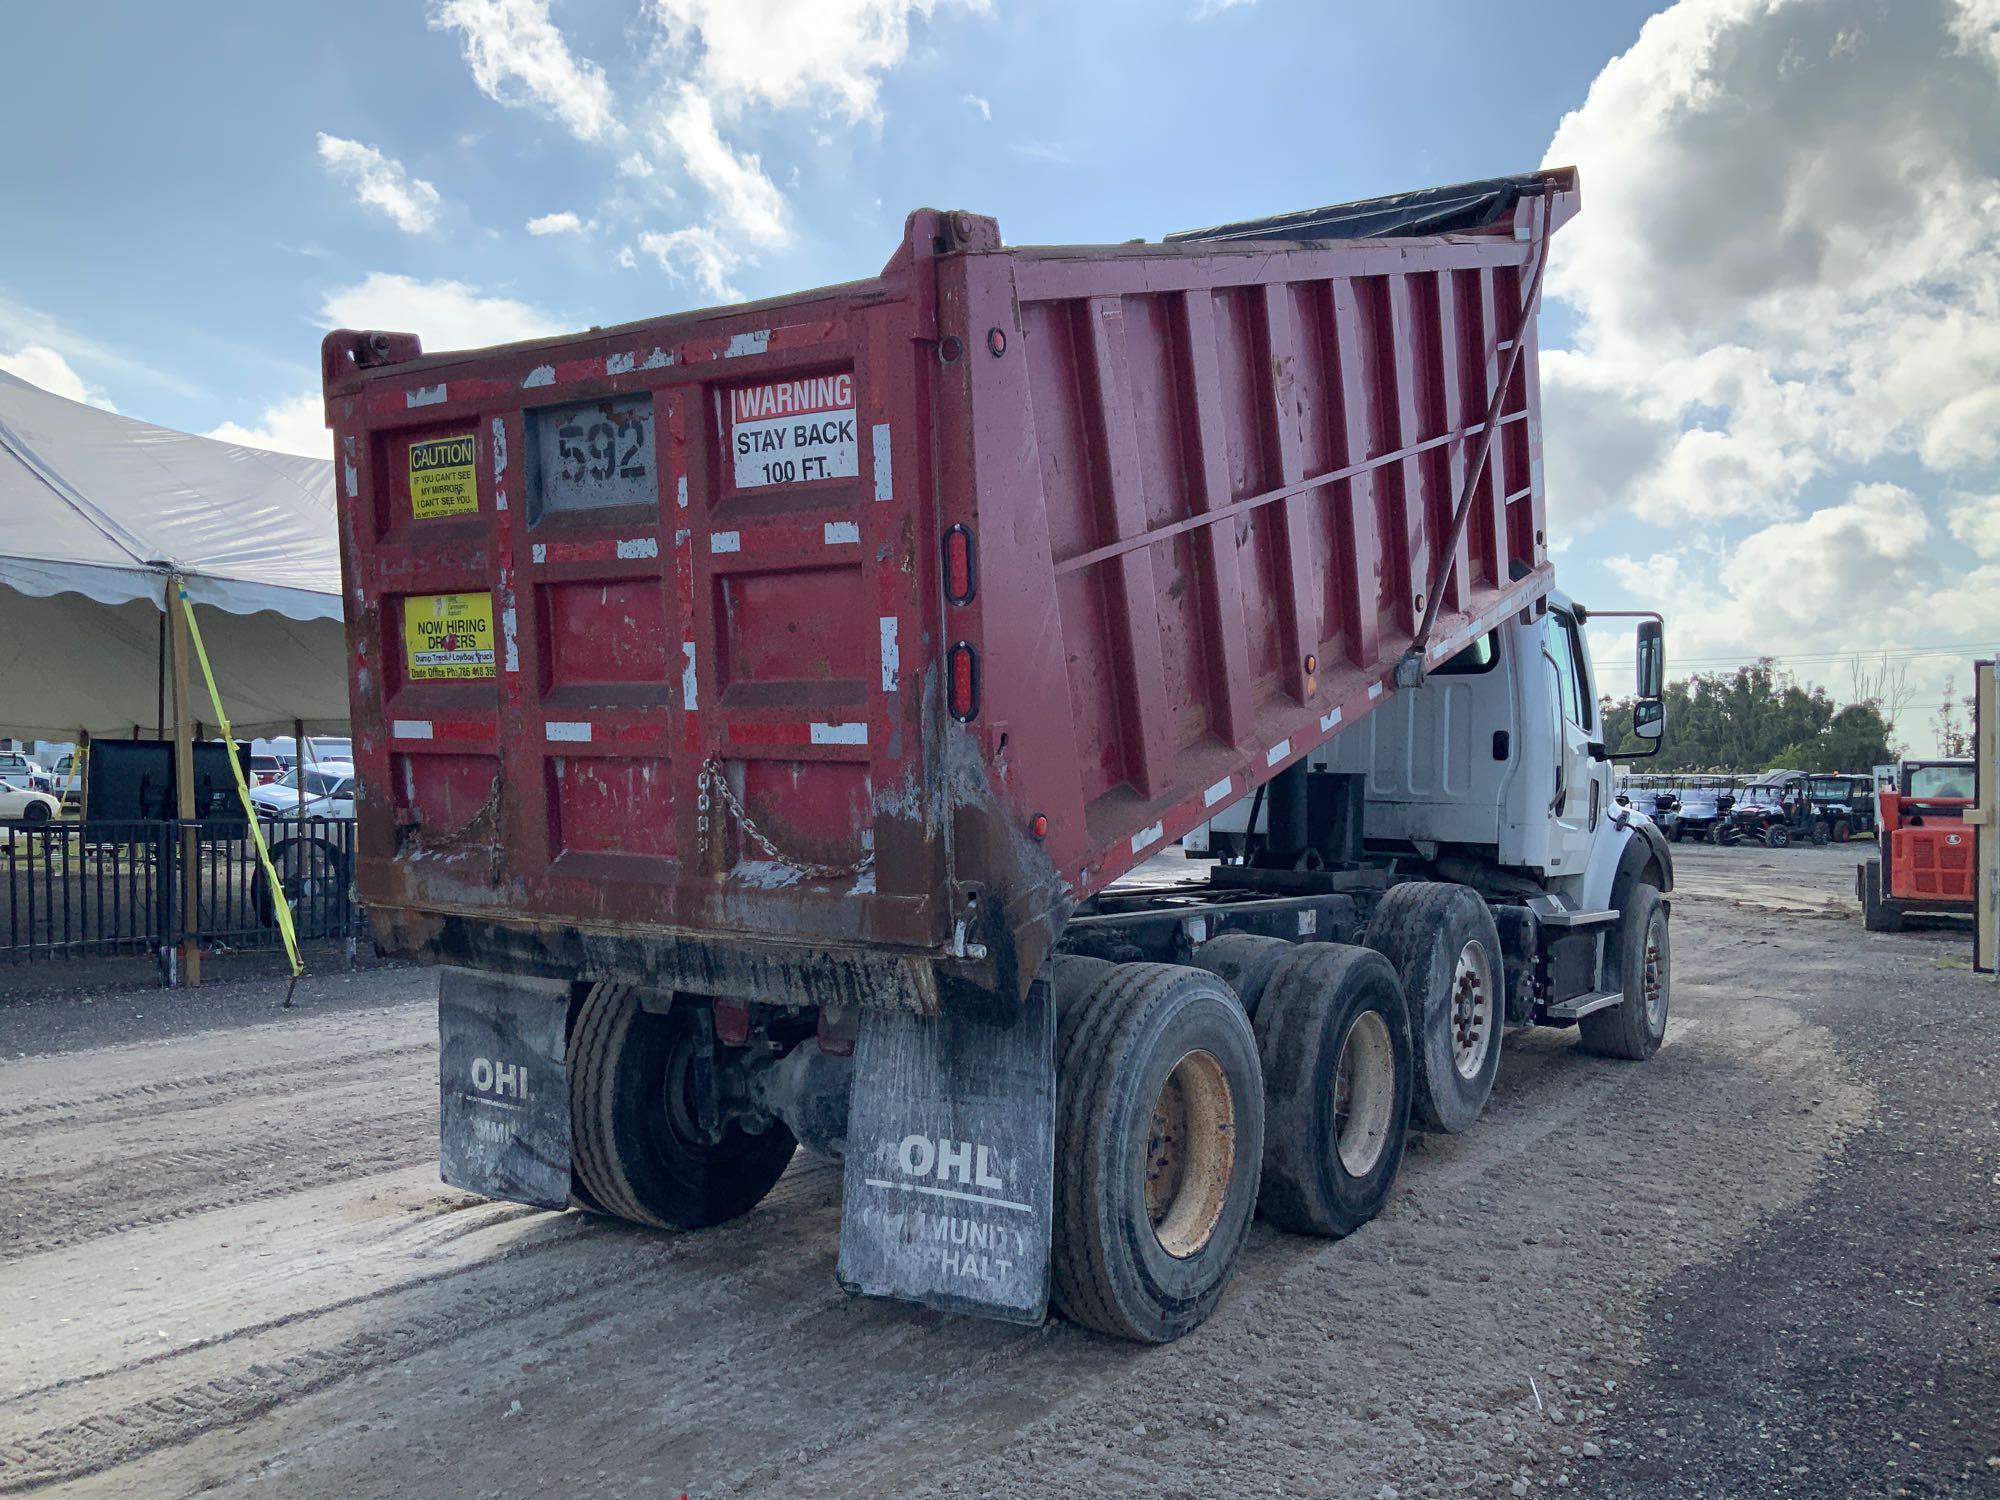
[1908,765,1974,800]
[269,768,349,797]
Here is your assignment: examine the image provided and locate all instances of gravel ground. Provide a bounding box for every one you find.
[0,841,1992,1498]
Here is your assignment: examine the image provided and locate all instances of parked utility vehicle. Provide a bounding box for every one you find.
[323,167,1674,1343]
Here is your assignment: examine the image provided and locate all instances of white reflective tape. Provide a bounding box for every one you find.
[1203,777,1234,807]
[824,521,860,545]
[546,721,593,743]
[406,384,447,408]
[676,474,689,508]
[606,351,635,375]
[343,460,358,498]
[710,531,740,553]
[810,721,868,745]
[1131,820,1164,854]
[725,329,771,358]
[879,616,900,692]
[490,416,508,477]
[643,347,673,369]
[392,719,433,740]
[681,642,699,710]
[872,424,893,501]
[1185,916,1208,944]
[501,606,520,673]
[522,365,556,389]
[1320,706,1343,732]
[1265,739,1291,767]
[617,537,659,559]
[1299,910,1317,935]
[531,543,547,563]
[1368,681,1384,699]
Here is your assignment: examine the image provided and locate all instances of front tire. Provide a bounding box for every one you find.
[21,802,50,825]
[1764,823,1792,848]
[1254,944,1413,1238]
[568,985,796,1230]
[1579,883,1670,1060]
[1052,963,1263,1343]
[1363,882,1504,1133]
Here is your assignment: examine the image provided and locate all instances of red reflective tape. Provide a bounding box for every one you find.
[432,719,496,741]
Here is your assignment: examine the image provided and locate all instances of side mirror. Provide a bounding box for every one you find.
[1636,619,1665,699]
[1634,698,1665,741]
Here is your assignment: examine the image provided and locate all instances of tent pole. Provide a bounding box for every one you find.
[156,608,166,740]
[167,575,201,988]
[294,718,306,819]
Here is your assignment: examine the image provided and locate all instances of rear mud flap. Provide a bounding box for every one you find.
[837,981,1055,1325]
[437,969,573,1209]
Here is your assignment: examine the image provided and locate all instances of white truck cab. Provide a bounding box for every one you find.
[1189,593,1670,978]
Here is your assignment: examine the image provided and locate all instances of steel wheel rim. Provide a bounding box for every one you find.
[1144,1048,1236,1260]
[1449,941,1495,1081]
[1332,1009,1396,1177]
[1642,914,1668,1030]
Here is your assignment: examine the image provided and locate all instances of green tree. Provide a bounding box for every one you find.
[1600,660,1896,772]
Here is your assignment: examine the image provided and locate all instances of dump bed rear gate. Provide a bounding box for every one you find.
[327,174,1575,1008]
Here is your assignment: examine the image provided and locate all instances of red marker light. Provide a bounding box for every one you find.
[943,524,976,605]
[949,641,980,722]
[1030,813,1048,840]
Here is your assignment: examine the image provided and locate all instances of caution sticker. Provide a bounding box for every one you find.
[408,433,478,519]
[730,373,858,489]
[404,591,495,680]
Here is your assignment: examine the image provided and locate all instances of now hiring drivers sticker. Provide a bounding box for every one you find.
[403,591,496,681]
[729,373,858,489]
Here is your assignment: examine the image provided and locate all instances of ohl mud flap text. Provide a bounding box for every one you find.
[838,984,1056,1324]
[438,970,572,1209]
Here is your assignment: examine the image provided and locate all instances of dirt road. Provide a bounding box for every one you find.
[1,843,1993,1497]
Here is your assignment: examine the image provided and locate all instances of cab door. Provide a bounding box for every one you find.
[1541,606,1599,876]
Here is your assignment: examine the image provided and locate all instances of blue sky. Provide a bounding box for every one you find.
[4,0,1997,751]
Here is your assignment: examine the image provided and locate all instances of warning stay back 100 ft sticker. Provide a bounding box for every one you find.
[730,373,858,489]
[403,591,495,681]
[408,433,478,519]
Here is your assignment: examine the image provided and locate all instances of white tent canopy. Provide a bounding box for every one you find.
[0,369,349,740]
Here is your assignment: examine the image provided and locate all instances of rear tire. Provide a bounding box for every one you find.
[1052,963,1263,1343]
[568,985,796,1230]
[1831,819,1851,843]
[22,802,50,824]
[1363,882,1504,1134]
[1860,859,1903,933]
[1189,933,1293,1020]
[1253,944,1413,1237]
[1579,883,1670,1060]
[1764,823,1792,848]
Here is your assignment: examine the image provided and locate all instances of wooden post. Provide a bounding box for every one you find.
[167,576,201,987]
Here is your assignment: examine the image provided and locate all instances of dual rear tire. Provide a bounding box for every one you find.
[1053,945,1416,1342]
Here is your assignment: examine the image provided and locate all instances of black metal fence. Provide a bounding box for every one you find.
[1,817,357,981]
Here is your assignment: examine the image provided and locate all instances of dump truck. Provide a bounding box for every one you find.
[321,166,1674,1343]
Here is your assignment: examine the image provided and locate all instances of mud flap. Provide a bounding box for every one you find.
[437,969,573,1209]
[837,980,1056,1325]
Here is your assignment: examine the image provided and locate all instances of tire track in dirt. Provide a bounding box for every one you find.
[0,1159,847,1493]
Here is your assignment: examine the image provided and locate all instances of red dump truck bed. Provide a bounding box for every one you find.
[323,169,1575,1011]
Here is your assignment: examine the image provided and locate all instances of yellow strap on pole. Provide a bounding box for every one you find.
[176,586,305,982]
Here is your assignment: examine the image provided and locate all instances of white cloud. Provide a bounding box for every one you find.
[618,151,656,178]
[653,89,789,247]
[615,245,639,270]
[647,0,987,123]
[206,393,329,459]
[1541,0,2000,532]
[315,135,443,234]
[526,209,589,235]
[430,0,619,142]
[319,273,566,351]
[1946,491,2000,559]
[0,344,116,409]
[1011,139,1074,164]
[637,226,743,301]
[1193,0,1255,15]
[962,91,990,119]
